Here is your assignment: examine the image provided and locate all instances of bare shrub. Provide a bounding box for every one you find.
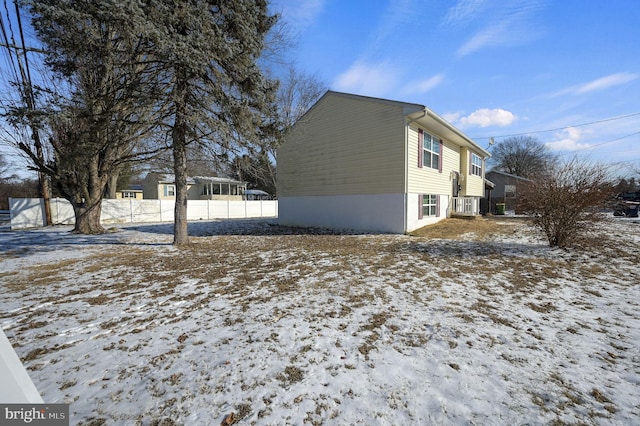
[517,159,614,248]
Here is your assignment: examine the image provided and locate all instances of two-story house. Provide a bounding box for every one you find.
[277,91,490,233]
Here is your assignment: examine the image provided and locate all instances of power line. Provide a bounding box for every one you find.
[556,131,640,156]
[0,2,21,90]
[472,111,640,140]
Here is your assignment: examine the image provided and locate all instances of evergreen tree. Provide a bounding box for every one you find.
[19,0,160,234]
[141,0,279,245]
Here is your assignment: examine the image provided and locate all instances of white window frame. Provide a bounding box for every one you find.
[504,184,516,198]
[422,194,437,217]
[423,132,441,170]
[165,184,176,197]
[471,153,482,176]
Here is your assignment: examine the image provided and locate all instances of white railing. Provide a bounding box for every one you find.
[450,197,479,216]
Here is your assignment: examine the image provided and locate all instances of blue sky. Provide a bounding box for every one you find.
[271,0,640,170]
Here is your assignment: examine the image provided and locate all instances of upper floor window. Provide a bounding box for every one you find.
[422,131,441,170]
[121,191,137,198]
[470,153,482,176]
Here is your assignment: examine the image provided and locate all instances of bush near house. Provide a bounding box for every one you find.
[517,159,614,248]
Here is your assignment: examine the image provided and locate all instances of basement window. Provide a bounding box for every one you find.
[422,194,438,217]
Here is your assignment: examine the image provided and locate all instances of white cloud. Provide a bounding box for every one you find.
[457,24,507,56]
[551,72,639,97]
[458,108,517,127]
[415,74,445,92]
[401,74,445,95]
[443,0,489,26]
[272,0,325,31]
[442,112,462,123]
[545,127,591,151]
[333,61,398,97]
[576,72,638,94]
[455,0,545,57]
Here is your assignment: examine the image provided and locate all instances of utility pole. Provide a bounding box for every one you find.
[2,1,51,225]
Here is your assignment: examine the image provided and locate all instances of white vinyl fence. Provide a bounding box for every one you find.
[9,197,278,230]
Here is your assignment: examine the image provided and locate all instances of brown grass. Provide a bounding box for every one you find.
[2,218,639,424]
[409,217,521,239]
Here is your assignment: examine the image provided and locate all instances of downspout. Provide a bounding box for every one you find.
[404,109,427,232]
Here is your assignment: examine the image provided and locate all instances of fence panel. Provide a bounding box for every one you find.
[10,198,277,229]
[9,198,45,228]
[50,198,75,225]
[102,199,134,224]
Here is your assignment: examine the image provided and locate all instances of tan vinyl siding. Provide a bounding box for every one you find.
[278,94,406,197]
[459,147,485,196]
[465,172,485,196]
[115,191,143,200]
[407,125,460,194]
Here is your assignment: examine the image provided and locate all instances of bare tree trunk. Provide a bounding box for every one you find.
[72,199,104,234]
[173,140,189,245]
[38,170,52,225]
[66,157,107,234]
[105,174,119,199]
[172,70,189,245]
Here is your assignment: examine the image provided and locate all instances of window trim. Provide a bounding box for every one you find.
[419,194,439,219]
[418,129,443,172]
[470,153,483,177]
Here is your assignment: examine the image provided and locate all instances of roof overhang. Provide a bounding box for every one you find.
[193,176,246,185]
[406,108,491,158]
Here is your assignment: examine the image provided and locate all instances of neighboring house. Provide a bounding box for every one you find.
[143,173,247,200]
[115,185,144,200]
[485,170,531,214]
[244,189,270,200]
[277,91,491,233]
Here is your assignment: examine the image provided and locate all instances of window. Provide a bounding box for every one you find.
[202,185,218,196]
[164,185,175,197]
[504,184,516,198]
[422,194,438,217]
[471,153,482,176]
[422,131,441,170]
[121,191,136,199]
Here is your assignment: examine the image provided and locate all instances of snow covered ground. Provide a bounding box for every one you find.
[1,217,639,425]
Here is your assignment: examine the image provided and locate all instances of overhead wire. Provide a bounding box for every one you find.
[556,131,640,156]
[0,0,22,94]
[472,112,640,140]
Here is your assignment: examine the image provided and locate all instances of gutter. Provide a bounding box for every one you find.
[411,108,491,158]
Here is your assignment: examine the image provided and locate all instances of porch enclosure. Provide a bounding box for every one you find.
[196,176,247,200]
[450,196,481,216]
